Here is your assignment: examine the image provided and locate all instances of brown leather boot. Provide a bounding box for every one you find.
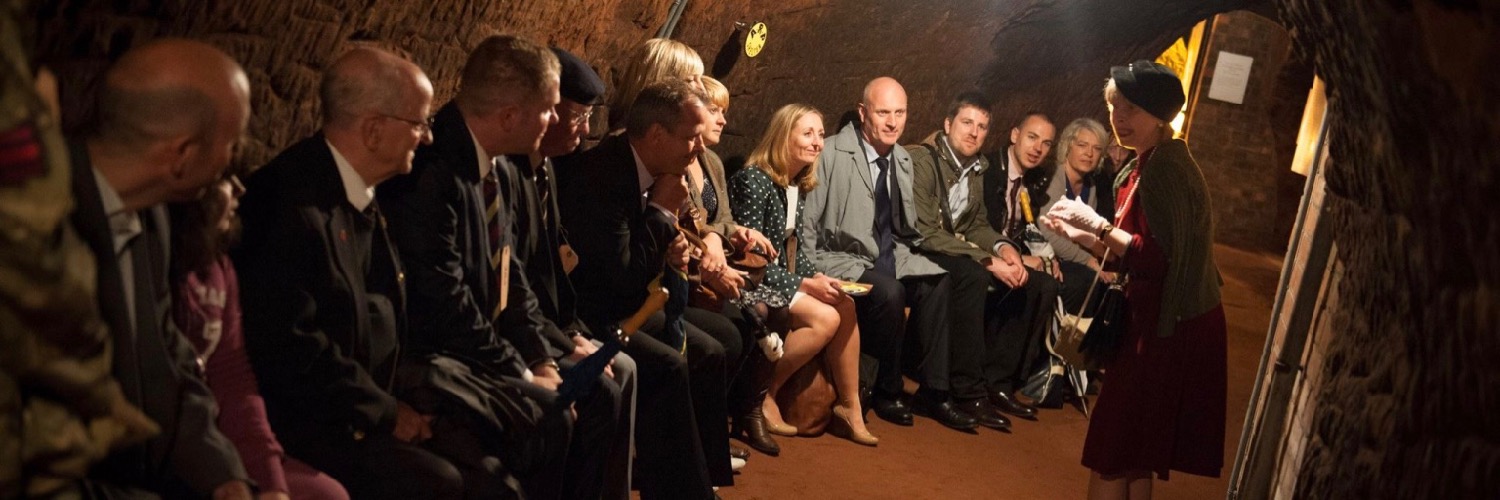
[731,352,781,456]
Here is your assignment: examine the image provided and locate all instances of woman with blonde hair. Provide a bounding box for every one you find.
[1038,117,1113,311]
[728,104,877,448]
[1045,61,1227,500]
[692,76,774,303]
[607,38,705,131]
[693,76,785,457]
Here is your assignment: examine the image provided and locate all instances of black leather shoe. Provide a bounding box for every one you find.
[916,397,979,431]
[871,397,914,426]
[989,390,1039,420]
[959,398,1012,431]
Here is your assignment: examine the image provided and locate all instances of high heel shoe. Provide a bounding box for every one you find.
[829,403,879,446]
[763,403,798,437]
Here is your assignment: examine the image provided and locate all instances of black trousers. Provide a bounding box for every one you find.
[620,320,715,500]
[291,432,465,500]
[853,264,980,398]
[689,305,750,391]
[641,308,734,486]
[559,351,636,500]
[709,303,758,417]
[924,253,999,400]
[511,375,619,500]
[416,374,576,500]
[984,268,1059,393]
[1057,259,1099,314]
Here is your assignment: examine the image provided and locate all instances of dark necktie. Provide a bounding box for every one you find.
[1007,177,1024,238]
[872,157,896,276]
[535,162,552,229]
[357,203,379,276]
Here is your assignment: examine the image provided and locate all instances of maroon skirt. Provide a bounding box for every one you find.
[1080,304,1227,479]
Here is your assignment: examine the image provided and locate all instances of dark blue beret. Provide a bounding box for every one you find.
[552,47,605,105]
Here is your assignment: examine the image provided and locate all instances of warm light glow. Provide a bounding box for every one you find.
[1171,105,1187,138]
[1158,20,1208,140]
[1157,38,1190,76]
[1290,76,1326,176]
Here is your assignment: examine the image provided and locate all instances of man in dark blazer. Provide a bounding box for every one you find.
[801,77,981,431]
[555,79,726,500]
[234,48,474,500]
[980,112,1061,419]
[376,36,619,500]
[68,39,253,499]
[491,46,639,500]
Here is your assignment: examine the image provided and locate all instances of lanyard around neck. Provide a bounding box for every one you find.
[1064,172,1091,204]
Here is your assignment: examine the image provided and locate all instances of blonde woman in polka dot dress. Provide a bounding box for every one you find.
[728,104,877,446]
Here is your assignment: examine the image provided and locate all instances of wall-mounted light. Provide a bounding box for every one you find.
[1290,76,1326,176]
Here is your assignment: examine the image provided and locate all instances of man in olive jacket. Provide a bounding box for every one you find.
[907,92,1054,429]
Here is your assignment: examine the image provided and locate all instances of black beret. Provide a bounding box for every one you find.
[552,47,605,105]
[1110,60,1185,123]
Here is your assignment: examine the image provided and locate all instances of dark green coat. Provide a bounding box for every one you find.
[907,132,1012,262]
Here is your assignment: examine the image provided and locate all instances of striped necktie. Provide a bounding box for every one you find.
[483,166,510,318]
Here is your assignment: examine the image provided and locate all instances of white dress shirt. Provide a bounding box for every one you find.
[326,140,375,211]
[94,167,142,331]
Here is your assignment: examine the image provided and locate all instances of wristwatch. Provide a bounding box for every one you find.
[1097,222,1115,239]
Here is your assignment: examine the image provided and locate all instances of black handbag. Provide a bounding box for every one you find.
[1059,167,1143,371]
[1078,277,1128,368]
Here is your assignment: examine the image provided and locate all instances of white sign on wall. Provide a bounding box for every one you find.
[1208,51,1254,104]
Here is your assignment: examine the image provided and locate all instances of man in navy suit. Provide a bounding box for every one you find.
[556,79,727,500]
[377,35,620,500]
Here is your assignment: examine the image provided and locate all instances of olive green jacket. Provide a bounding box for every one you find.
[907,132,1012,263]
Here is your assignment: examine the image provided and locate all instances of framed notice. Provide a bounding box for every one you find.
[1207,51,1254,104]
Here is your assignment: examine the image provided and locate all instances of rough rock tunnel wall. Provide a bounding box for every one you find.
[1276,0,1500,496]
[30,0,1262,167]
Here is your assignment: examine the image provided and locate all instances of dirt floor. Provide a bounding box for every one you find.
[717,245,1283,500]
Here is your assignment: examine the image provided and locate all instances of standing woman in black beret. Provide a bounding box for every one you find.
[1044,61,1227,499]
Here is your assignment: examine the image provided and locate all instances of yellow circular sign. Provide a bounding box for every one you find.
[745,22,767,58]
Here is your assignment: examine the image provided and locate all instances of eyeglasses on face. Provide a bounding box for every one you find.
[564,106,594,126]
[380,113,434,134]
